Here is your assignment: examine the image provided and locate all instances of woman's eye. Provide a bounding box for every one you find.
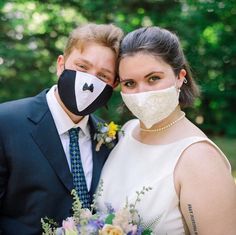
[148,76,160,83]
[123,80,135,88]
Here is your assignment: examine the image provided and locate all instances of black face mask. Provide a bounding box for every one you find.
[57,69,113,116]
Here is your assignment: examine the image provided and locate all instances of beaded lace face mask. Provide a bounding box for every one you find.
[121,86,180,129]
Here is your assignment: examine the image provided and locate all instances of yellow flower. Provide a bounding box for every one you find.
[99,224,124,235]
[108,122,119,138]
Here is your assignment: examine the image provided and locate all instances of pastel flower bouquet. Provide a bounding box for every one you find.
[41,182,153,235]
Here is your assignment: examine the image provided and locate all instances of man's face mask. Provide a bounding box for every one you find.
[57,69,113,116]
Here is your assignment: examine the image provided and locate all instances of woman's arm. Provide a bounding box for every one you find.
[175,142,236,235]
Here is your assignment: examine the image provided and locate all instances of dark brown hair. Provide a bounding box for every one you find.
[119,26,199,108]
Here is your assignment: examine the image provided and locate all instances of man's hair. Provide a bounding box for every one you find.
[64,23,124,60]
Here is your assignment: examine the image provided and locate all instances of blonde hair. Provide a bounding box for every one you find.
[64,23,124,60]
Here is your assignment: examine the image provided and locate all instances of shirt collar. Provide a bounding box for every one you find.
[46,85,90,136]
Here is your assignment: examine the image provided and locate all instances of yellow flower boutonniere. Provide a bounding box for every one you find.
[94,121,124,151]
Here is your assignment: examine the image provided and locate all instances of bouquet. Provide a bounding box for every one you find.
[41,181,153,235]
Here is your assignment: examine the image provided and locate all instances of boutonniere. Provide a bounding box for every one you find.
[94,121,124,151]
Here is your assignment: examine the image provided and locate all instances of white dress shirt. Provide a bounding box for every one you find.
[46,85,93,190]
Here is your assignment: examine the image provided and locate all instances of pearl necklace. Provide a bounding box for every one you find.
[140,112,186,132]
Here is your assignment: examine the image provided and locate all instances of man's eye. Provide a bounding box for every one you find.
[97,74,111,83]
[77,64,87,70]
[98,74,107,79]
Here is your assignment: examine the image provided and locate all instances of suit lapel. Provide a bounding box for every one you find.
[28,90,73,193]
[88,115,111,197]
[27,91,112,198]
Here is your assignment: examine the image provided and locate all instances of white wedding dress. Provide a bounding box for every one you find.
[97,119,231,235]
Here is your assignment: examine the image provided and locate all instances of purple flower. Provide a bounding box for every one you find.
[104,202,115,214]
[75,219,104,234]
[89,218,104,230]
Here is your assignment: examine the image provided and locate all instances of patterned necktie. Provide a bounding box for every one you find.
[69,128,91,208]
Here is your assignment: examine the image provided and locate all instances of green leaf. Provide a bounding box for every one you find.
[104,214,115,224]
[142,228,153,235]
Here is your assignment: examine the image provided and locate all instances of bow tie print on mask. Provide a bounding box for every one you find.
[83,83,94,92]
[58,69,113,116]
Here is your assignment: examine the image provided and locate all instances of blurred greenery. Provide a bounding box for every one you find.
[0,0,235,169]
[211,136,236,177]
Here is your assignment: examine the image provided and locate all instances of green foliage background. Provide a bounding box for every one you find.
[0,0,236,139]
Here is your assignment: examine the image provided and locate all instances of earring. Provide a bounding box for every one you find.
[183,77,187,84]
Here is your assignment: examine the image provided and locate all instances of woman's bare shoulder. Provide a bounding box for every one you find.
[175,140,231,184]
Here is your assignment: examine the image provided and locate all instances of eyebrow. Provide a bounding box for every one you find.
[76,58,114,75]
[100,68,114,75]
[119,79,127,83]
[120,71,164,81]
[144,71,164,78]
[119,77,131,82]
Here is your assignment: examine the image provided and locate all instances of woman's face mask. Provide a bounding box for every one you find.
[119,53,185,128]
[121,86,180,128]
[57,69,113,116]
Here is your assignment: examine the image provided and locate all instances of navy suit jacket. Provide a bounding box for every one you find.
[0,89,114,235]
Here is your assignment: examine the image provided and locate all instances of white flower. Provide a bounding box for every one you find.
[113,208,133,233]
[80,208,92,220]
[105,137,113,143]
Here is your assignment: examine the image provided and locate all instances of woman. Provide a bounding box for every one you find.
[97,27,236,234]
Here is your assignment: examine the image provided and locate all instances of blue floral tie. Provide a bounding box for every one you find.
[69,128,91,208]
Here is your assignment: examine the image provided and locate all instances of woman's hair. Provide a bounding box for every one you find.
[119,26,199,108]
[64,23,124,60]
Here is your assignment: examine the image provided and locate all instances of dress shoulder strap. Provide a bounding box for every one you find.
[121,119,139,131]
[172,136,231,172]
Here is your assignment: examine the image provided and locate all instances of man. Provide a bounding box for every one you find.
[0,23,123,235]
